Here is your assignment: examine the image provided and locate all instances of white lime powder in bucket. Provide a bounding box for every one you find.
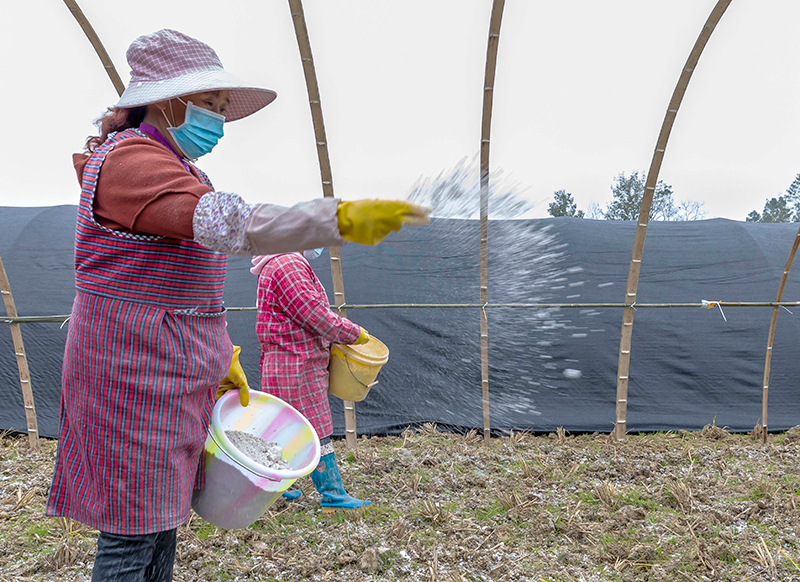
[225,430,291,471]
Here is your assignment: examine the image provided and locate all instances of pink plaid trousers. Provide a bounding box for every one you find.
[256,254,360,438]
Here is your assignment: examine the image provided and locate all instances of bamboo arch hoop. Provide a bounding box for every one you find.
[0,256,38,450]
[479,0,506,443]
[614,0,733,441]
[287,0,358,449]
[63,0,125,96]
[760,227,800,442]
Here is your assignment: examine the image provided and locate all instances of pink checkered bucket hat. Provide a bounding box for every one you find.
[115,29,276,122]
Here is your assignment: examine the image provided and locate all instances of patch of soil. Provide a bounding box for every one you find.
[2,426,800,581]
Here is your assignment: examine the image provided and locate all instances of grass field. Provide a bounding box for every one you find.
[2,423,800,581]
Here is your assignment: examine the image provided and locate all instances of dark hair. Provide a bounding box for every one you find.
[85,106,148,153]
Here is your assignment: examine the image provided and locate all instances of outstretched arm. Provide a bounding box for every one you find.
[193,192,430,255]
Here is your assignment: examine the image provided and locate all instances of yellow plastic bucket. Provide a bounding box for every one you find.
[328,335,389,402]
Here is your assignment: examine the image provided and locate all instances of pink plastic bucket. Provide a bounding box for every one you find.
[191,390,320,529]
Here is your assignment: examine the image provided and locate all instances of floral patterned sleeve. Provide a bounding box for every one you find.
[192,193,346,256]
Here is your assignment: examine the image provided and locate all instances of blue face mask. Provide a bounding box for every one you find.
[164,99,225,160]
[302,248,324,261]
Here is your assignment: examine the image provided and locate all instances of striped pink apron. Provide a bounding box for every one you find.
[46,129,233,535]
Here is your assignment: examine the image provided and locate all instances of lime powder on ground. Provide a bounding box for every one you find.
[226,430,290,470]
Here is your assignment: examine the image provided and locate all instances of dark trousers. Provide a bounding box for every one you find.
[91,528,177,582]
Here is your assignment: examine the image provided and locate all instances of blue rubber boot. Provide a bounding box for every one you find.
[310,452,372,512]
[282,489,302,500]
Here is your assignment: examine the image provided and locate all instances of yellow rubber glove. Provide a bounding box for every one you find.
[353,327,370,345]
[216,345,250,406]
[337,200,431,246]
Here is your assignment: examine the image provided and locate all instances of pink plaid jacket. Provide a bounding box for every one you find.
[256,254,360,438]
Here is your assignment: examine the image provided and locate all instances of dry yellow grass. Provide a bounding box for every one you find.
[2,424,800,581]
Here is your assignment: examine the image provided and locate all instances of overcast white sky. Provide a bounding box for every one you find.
[2,0,799,220]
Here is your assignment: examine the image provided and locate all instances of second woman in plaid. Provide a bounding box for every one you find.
[253,252,372,511]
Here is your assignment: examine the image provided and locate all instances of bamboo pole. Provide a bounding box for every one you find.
[479,0,506,444]
[62,0,125,97]
[287,0,357,450]
[760,226,800,443]
[613,0,733,441]
[0,255,39,450]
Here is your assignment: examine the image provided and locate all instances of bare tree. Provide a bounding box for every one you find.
[586,202,604,219]
[675,200,706,221]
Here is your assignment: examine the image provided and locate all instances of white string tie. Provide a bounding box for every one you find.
[59,316,71,329]
[702,300,727,322]
[780,305,794,315]
[482,302,488,321]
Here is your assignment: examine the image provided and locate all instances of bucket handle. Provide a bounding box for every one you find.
[207,429,282,482]
[344,353,380,389]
